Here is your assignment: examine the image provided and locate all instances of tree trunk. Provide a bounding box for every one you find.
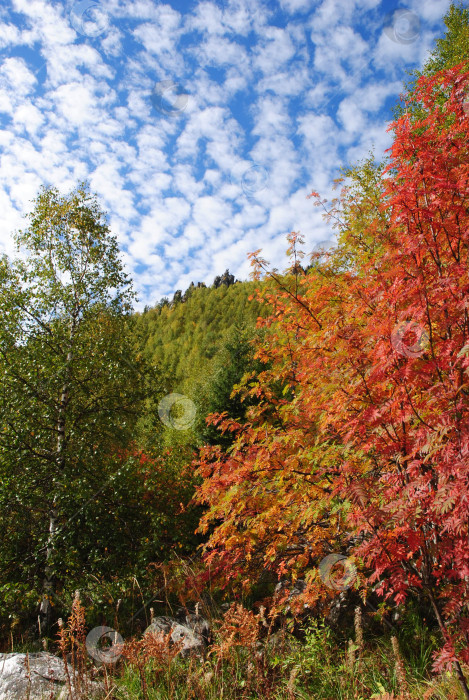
[38,500,58,632]
[39,324,75,634]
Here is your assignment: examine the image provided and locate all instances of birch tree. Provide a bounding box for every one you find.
[0,183,146,631]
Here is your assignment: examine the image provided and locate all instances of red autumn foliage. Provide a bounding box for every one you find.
[194,65,469,684]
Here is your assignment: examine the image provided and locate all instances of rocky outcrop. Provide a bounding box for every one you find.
[144,612,211,659]
[175,608,212,645]
[274,578,308,611]
[273,578,353,630]
[0,651,101,699]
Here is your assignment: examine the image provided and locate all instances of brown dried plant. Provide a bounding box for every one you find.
[121,630,183,700]
[210,602,260,662]
[346,637,356,673]
[391,636,407,696]
[56,591,90,699]
[68,591,87,689]
[354,606,363,673]
[57,618,74,700]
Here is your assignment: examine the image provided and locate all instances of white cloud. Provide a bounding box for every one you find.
[192,195,232,233]
[312,24,370,87]
[52,82,104,126]
[0,21,21,49]
[409,0,451,24]
[187,0,260,36]
[0,58,37,99]
[253,26,297,74]
[279,0,314,14]
[13,0,76,48]
[13,103,44,134]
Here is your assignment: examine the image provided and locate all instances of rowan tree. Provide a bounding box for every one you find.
[194,65,469,694]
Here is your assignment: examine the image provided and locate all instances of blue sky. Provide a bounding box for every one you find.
[0,0,453,308]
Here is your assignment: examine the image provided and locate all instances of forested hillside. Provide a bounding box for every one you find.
[135,276,266,393]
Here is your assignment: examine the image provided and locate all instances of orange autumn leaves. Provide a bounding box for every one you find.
[192,65,469,672]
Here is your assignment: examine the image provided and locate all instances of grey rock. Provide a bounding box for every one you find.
[326,591,348,625]
[0,652,102,699]
[274,579,306,595]
[274,579,309,612]
[144,615,174,636]
[275,577,353,627]
[184,613,211,642]
[175,609,211,644]
[144,615,207,658]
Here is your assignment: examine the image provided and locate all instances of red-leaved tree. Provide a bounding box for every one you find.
[194,65,469,694]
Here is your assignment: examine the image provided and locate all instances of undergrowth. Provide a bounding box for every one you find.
[30,588,468,700]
